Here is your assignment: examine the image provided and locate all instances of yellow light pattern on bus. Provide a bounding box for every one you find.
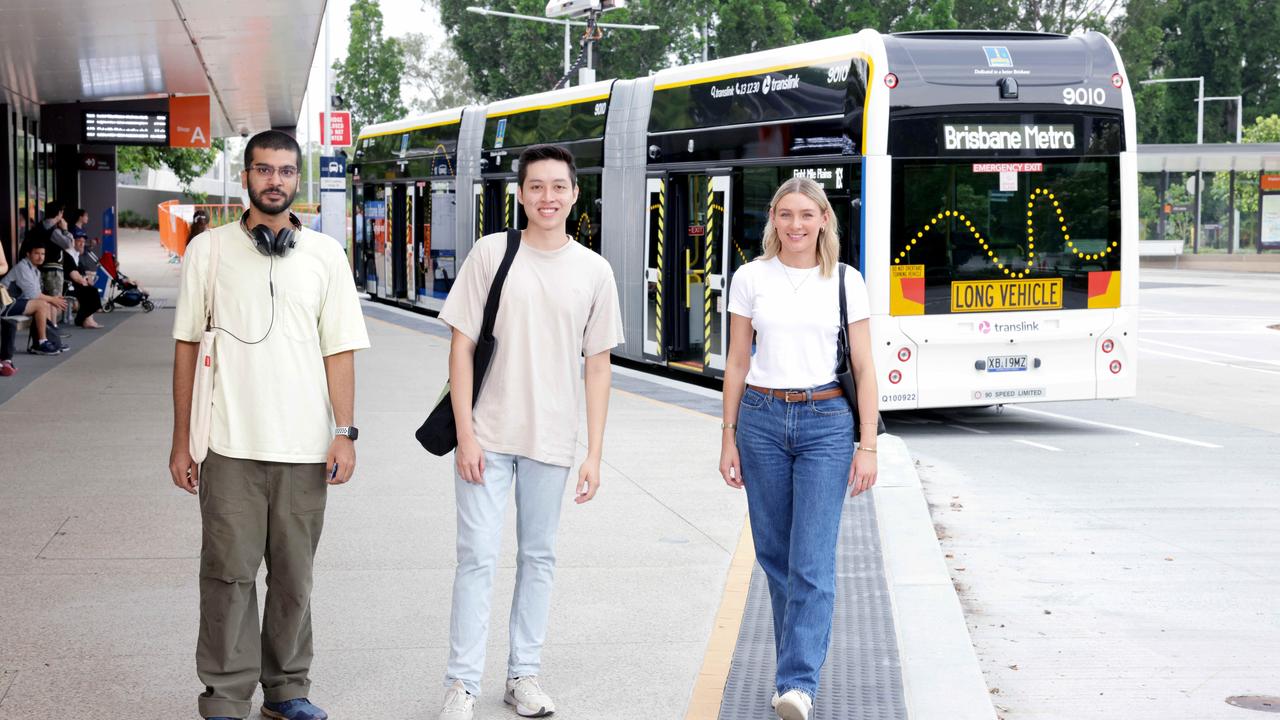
[895,187,1117,277]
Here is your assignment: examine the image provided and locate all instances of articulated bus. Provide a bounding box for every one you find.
[349,29,1138,410]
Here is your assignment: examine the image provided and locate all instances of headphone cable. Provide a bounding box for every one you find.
[210,253,276,345]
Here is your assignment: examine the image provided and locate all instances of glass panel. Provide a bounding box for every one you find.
[572,174,602,253]
[737,163,861,274]
[430,180,458,297]
[892,158,1120,314]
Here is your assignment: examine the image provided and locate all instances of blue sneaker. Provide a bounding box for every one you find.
[261,698,328,720]
[29,339,60,355]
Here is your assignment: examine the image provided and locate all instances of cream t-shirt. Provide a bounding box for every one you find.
[727,257,870,389]
[440,232,624,467]
[173,222,371,463]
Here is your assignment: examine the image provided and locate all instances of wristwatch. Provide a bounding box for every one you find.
[335,426,359,441]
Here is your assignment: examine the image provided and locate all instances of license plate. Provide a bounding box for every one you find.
[987,354,1028,372]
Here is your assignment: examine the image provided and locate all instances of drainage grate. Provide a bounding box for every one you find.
[718,492,907,720]
[1227,696,1280,713]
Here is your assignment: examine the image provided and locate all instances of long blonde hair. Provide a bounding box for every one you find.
[760,177,841,277]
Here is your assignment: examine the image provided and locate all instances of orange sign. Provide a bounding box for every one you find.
[1260,174,1280,191]
[169,95,211,148]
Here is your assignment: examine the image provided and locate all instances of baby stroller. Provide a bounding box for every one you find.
[97,252,155,313]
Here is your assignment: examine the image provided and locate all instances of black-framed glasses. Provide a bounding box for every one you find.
[250,164,299,180]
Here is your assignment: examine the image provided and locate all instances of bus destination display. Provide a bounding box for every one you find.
[83,111,169,145]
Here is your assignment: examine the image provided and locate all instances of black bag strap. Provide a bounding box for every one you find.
[478,228,521,342]
[837,263,850,360]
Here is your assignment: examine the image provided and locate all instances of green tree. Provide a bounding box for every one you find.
[117,140,225,197]
[334,0,406,137]
[402,31,486,113]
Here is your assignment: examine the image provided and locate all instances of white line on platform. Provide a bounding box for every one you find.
[1142,338,1280,368]
[611,364,724,399]
[947,423,990,434]
[1005,405,1223,448]
[1140,347,1280,377]
[1013,438,1063,452]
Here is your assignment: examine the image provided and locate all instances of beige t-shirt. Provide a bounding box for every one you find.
[173,222,371,463]
[440,232,624,467]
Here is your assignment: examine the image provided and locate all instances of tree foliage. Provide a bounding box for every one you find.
[402,31,486,113]
[334,0,406,136]
[116,140,225,196]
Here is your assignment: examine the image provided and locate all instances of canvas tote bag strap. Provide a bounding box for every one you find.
[203,232,222,329]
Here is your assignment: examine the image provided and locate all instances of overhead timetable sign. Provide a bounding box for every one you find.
[84,111,168,145]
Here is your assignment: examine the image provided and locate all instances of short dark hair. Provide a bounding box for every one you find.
[73,208,88,221]
[243,130,302,169]
[517,145,577,188]
[44,201,63,219]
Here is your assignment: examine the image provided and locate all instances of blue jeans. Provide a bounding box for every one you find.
[736,382,854,698]
[445,451,570,695]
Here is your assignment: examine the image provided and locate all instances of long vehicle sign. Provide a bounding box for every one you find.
[951,278,1063,312]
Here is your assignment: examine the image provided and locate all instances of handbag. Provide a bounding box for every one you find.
[189,234,222,463]
[835,264,885,442]
[415,229,522,456]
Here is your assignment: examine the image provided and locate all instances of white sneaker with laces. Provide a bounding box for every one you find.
[775,689,812,720]
[504,676,556,717]
[439,679,476,720]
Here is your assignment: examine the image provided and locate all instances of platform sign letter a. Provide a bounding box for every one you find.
[169,95,211,148]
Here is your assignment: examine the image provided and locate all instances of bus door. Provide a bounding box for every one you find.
[642,176,668,361]
[372,184,388,298]
[413,181,429,306]
[390,183,409,300]
[505,180,522,230]
[479,179,513,236]
[353,183,371,290]
[668,173,730,374]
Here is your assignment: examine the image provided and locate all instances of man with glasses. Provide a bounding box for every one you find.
[169,130,369,720]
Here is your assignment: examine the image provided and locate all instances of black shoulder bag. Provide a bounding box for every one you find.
[835,264,885,442]
[415,229,521,456]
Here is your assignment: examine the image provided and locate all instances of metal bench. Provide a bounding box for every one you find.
[1139,239,1185,257]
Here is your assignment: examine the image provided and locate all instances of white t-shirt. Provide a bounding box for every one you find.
[440,232,624,468]
[173,222,371,463]
[727,257,870,389]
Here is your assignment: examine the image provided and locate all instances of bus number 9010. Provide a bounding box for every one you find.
[594,102,607,117]
[827,65,851,84]
[1063,87,1107,106]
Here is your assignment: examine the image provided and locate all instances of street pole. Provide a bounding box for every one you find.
[1206,95,1243,253]
[306,86,313,206]
[1140,76,1205,252]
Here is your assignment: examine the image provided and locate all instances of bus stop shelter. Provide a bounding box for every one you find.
[1,0,326,264]
[1137,142,1280,253]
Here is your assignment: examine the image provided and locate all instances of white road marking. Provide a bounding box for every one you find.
[1013,439,1063,452]
[947,423,990,434]
[1142,338,1280,368]
[1005,405,1223,449]
[1140,347,1280,377]
[1143,330,1273,335]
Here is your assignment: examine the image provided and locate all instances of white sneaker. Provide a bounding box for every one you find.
[772,691,780,708]
[439,679,476,720]
[504,676,556,717]
[775,689,812,720]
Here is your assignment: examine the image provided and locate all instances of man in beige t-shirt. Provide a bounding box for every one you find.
[436,145,623,720]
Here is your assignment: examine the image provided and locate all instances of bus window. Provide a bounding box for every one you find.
[737,163,861,275]
[891,157,1120,315]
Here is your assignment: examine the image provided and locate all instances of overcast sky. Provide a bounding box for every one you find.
[299,0,446,147]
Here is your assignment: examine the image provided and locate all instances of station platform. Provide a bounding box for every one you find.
[0,230,993,720]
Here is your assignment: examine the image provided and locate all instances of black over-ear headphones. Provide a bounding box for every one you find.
[241,210,302,257]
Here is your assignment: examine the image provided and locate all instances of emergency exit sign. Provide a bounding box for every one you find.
[320,111,352,147]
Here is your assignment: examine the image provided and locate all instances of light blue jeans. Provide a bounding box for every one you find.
[736,382,854,699]
[444,451,570,695]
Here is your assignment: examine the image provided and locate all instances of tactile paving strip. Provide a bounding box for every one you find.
[718,492,907,720]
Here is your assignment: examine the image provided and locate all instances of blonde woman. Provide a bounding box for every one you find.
[720,176,879,720]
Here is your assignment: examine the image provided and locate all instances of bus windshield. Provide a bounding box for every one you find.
[890,157,1120,315]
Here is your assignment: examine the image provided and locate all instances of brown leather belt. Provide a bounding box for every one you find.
[747,385,844,402]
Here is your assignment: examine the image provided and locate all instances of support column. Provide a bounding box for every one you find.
[0,106,13,264]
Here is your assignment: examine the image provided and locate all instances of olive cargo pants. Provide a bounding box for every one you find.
[196,451,327,719]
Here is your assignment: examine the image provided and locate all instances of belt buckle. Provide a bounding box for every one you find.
[784,389,806,403]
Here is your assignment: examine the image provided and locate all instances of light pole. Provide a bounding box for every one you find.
[1206,94,1243,252]
[1141,76,1205,252]
[464,6,657,87]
